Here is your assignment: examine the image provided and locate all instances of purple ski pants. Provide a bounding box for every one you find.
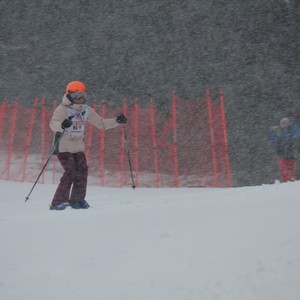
[51,152,88,205]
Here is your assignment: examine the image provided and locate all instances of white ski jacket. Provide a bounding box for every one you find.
[50,94,119,153]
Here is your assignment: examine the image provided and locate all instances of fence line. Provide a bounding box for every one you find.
[0,90,231,187]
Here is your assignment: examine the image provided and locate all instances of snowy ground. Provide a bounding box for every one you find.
[0,180,300,300]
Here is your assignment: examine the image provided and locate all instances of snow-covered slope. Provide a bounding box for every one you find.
[1,180,300,300]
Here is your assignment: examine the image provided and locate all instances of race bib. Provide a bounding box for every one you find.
[65,107,89,136]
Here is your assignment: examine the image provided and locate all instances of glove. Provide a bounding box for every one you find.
[61,119,73,129]
[116,113,127,124]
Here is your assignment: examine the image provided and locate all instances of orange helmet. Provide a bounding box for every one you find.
[66,81,87,94]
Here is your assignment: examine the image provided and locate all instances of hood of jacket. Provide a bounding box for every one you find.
[62,94,85,111]
[62,94,72,106]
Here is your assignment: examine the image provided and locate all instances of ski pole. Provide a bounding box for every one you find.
[123,125,136,190]
[25,129,65,202]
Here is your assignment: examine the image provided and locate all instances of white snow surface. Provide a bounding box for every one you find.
[0,180,300,300]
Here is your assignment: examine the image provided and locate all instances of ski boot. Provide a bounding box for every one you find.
[49,202,70,210]
[69,200,90,209]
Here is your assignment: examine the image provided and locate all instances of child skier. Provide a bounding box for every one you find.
[49,81,127,210]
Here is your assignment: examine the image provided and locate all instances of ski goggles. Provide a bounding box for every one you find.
[69,91,87,101]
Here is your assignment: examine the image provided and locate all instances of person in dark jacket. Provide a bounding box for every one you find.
[268,118,298,182]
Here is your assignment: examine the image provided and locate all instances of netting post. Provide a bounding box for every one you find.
[22,97,38,182]
[41,97,46,184]
[99,100,106,187]
[172,91,179,187]
[134,97,139,187]
[52,100,57,184]
[6,99,19,181]
[219,89,232,187]
[0,99,7,140]
[150,97,160,187]
[206,89,218,187]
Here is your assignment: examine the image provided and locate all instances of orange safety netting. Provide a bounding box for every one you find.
[0,90,231,187]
